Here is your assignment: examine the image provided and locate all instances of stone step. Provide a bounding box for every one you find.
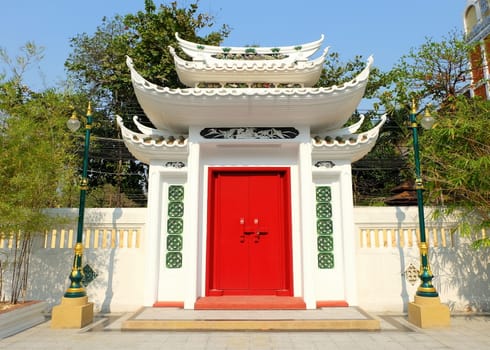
[122,307,381,331]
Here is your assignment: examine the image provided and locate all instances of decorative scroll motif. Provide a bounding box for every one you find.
[316,186,334,269]
[164,161,185,168]
[314,160,336,168]
[200,127,299,140]
[81,264,98,286]
[165,185,184,268]
[405,263,420,286]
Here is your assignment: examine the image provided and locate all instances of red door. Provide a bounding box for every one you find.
[206,168,293,296]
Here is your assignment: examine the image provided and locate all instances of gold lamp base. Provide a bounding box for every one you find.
[408,295,450,328]
[51,296,94,329]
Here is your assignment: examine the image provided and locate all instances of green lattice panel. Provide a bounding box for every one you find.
[316,202,332,219]
[168,201,184,217]
[167,218,183,234]
[168,185,184,201]
[167,235,183,251]
[166,252,182,268]
[318,252,334,269]
[316,186,332,202]
[317,235,334,252]
[317,219,333,235]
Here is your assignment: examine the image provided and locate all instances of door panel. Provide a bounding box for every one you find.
[207,168,292,295]
[215,174,249,291]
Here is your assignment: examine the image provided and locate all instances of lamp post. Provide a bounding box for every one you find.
[409,100,438,297]
[64,103,93,297]
[407,100,450,328]
[51,103,94,328]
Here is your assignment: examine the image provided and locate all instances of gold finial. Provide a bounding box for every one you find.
[87,101,92,116]
[411,99,417,114]
[424,104,431,117]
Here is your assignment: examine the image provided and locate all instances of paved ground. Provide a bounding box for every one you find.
[0,312,489,349]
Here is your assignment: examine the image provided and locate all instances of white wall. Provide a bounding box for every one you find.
[354,207,490,312]
[1,207,488,313]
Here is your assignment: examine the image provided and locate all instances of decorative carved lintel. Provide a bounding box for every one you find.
[200,127,299,139]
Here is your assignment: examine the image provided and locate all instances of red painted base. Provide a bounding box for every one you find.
[316,300,349,308]
[195,296,306,310]
[153,301,184,308]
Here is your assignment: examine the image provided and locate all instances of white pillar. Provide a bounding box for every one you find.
[298,141,317,309]
[143,163,163,306]
[339,163,358,305]
[184,142,201,309]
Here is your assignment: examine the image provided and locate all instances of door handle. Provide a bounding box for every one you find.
[241,230,254,243]
[254,231,268,243]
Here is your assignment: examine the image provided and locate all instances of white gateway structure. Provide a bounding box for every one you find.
[117,33,385,309]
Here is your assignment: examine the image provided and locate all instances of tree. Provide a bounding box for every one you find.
[316,52,405,205]
[378,30,489,247]
[420,96,490,248]
[0,43,78,303]
[64,0,230,207]
[379,29,474,110]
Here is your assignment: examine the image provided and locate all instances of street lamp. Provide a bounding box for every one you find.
[51,103,94,328]
[64,103,93,298]
[407,100,450,328]
[409,100,437,297]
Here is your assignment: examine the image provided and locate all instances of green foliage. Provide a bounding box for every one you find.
[380,30,473,111]
[317,52,389,101]
[64,0,230,206]
[376,30,489,248]
[0,43,79,302]
[0,41,45,84]
[420,96,490,248]
[0,84,77,235]
[65,0,230,114]
[316,52,401,204]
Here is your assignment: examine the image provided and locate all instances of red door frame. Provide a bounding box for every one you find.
[205,167,293,296]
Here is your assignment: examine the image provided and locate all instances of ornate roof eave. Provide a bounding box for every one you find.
[126,55,373,134]
[314,115,365,137]
[311,114,387,163]
[116,116,189,165]
[169,46,329,87]
[175,32,324,60]
[133,116,188,138]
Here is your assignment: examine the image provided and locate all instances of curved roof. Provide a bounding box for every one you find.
[116,116,188,165]
[127,55,373,133]
[312,115,386,162]
[169,46,328,87]
[117,115,385,165]
[176,32,324,61]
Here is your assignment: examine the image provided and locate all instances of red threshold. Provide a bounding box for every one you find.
[194,296,306,310]
[316,300,349,308]
[153,301,184,308]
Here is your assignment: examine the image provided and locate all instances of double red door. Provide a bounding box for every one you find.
[206,168,293,295]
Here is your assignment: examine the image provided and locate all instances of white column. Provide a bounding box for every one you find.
[298,142,317,309]
[183,142,201,309]
[143,163,163,306]
[339,163,358,305]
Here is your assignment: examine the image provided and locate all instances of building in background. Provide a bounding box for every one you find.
[464,0,490,99]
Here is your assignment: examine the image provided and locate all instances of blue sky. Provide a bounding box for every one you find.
[0,0,465,93]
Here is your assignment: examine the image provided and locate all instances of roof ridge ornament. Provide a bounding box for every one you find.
[175,32,325,60]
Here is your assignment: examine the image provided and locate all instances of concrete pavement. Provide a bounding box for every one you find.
[0,312,488,349]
